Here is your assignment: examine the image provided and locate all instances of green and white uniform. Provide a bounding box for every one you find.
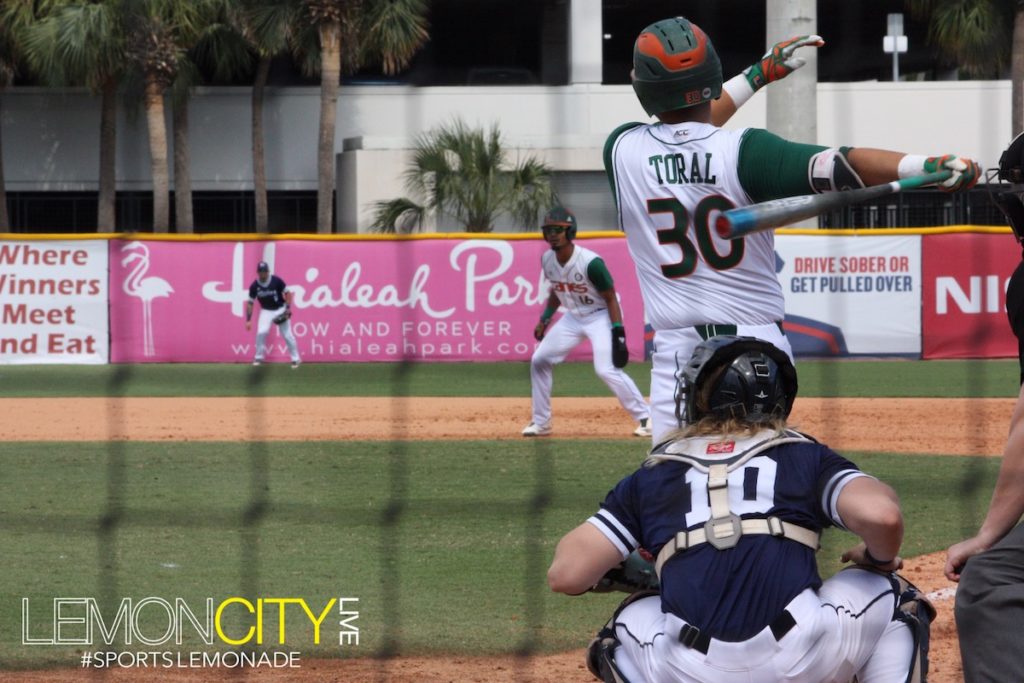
[529,244,649,430]
[606,121,827,442]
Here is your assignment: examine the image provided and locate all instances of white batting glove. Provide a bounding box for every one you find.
[898,154,983,192]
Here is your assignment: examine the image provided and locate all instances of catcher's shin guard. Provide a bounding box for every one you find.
[891,572,936,683]
[585,590,657,683]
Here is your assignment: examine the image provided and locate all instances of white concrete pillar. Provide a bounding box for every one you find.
[766,0,818,144]
[570,0,603,84]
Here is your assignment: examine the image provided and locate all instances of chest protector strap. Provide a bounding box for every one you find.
[651,430,821,579]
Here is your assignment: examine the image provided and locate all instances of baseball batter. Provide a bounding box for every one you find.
[606,17,981,443]
[245,261,300,368]
[549,336,933,683]
[523,207,651,438]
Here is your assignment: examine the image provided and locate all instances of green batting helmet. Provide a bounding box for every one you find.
[541,207,577,241]
[632,17,723,116]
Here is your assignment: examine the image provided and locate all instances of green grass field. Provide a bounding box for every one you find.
[0,360,1011,670]
[0,358,1019,397]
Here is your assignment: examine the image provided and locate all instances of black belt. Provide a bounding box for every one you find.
[694,322,785,341]
[678,609,796,655]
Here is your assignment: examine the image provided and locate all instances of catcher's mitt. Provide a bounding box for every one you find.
[272,307,292,325]
[591,550,660,594]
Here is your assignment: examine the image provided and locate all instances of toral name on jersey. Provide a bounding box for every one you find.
[648,152,718,186]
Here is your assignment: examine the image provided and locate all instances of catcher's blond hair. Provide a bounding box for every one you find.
[647,416,791,468]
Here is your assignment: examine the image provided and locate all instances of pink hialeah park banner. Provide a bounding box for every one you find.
[108,237,646,363]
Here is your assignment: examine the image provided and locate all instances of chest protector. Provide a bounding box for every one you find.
[647,429,820,579]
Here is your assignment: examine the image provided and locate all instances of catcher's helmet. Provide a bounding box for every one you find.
[541,206,578,241]
[682,336,797,424]
[632,17,723,117]
[989,133,1024,243]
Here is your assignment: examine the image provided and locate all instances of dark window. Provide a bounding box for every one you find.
[407,0,569,86]
[602,0,936,85]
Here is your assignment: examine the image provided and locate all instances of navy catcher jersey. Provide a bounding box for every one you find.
[249,275,288,311]
[588,436,867,641]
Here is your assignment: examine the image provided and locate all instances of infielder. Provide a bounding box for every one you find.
[549,336,933,683]
[246,260,300,368]
[523,207,651,438]
[606,17,981,442]
[945,133,1024,682]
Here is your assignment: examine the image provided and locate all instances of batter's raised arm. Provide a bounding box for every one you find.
[712,34,824,126]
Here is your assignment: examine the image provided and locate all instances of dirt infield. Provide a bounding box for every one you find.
[4,395,1000,681]
[1,396,1016,454]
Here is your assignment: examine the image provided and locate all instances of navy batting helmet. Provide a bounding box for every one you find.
[541,207,578,241]
[682,336,797,424]
[631,17,723,117]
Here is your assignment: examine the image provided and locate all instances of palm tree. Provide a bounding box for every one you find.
[371,119,556,233]
[121,0,213,232]
[0,19,15,231]
[0,1,61,231]
[241,1,297,233]
[21,0,126,232]
[247,0,428,233]
[907,0,1024,135]
[172,1,252,233]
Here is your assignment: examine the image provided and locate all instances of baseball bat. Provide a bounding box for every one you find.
[714,170,954,240]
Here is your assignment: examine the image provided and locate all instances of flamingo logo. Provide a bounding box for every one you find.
[121,241,174,357]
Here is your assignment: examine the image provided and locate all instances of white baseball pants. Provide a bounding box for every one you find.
[649,323,793,444]
[529,309,649,428]
[255,308,300,363]
[611,568,913,683]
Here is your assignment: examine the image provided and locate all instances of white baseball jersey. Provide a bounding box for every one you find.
[541,245,608,318]
[607,121,783,330]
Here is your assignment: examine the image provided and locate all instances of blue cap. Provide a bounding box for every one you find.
[257,261,269,272]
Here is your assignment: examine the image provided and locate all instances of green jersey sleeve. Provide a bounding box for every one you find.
[737,129,828,203]
[587,258,614,292]
[603,122,645,199]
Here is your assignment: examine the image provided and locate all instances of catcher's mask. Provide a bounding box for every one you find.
[987,132,1024,243]
[682,335,797,424]
[541,206,578,241]
[631,16,723,117]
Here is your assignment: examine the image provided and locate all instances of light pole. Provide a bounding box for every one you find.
[883,13,908,81]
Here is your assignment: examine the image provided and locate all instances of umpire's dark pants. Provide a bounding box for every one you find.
[955,522,1024,682]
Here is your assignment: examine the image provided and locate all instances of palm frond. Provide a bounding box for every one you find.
[929,0,1011,75]
[243,0,300,55]
[370,197,425,233]
[377,117,553,233]
[362,0,428,75]
[191,21,254,82]
[506,157,555,230]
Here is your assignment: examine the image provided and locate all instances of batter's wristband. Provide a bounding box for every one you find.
[863,547,894,566]
[611,322,624,329]
[723,73,756,108]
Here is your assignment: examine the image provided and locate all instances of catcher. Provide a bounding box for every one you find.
[548,336,932,683]
[245,260,301,368]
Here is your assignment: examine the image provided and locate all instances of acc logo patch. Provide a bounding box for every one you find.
[706,441,735,454]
